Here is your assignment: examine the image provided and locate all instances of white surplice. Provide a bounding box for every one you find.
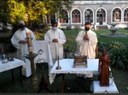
[11,27,36,77]
[44,28,66,64]
[76,30,98,59]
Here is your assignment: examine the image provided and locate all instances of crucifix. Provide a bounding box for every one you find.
[26,32,38,92]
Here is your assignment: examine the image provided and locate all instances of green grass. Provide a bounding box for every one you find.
[63,29,79,52]
[96,29,128,44]
[63,29,128,52]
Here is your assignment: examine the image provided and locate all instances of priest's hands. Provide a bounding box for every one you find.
[83,34,89,41]
[19,40,27,44]
[52,38,58,43]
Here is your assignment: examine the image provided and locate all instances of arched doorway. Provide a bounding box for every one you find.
[72,9,81,23]
[124,8,128,22]
[84,9,93,23]
[112,8,121,22]
[46,14,56,24]
[97,8,106,25]
[59,10,68,23]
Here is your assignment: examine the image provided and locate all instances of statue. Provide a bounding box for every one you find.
[99,49,110,86]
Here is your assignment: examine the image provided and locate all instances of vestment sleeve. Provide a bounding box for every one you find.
[11,32,20,49]
[89,32,98,49]
[44,31,52,43]
[75,31,84,46]
[58,30,66,45]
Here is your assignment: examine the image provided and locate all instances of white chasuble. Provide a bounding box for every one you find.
[44,28,66,64]
[76,30,98,59]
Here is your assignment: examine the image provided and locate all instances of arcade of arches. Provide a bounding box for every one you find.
[46,7,128,25]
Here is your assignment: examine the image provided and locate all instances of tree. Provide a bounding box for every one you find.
[25,1,47,28]
[0,0,8,25]
[7,0,26,24]
[0,0,73,27]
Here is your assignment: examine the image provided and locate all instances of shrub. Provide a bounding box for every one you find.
[109,41,128,70]
[34,31,44,40]
[98,41,128,70]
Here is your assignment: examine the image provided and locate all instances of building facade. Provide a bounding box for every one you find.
[47,0,128,29]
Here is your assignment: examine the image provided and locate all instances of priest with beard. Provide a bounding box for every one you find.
[75,22,98,78]
[76,22,98,59]
[11,20,36,77]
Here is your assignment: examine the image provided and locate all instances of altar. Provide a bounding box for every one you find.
[0,58,25,85]
[0,58,25,73]
[49,58,99,84]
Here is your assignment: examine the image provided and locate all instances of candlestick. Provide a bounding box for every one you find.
[55,43,61,70]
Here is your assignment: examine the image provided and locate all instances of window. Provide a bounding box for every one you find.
[124,8,128,22]
[72,9,81,23]
[59,10,68,23]
[84,9,93,23]
[46,15,56,24]
[46,15,51,24]
[112,8,121,22]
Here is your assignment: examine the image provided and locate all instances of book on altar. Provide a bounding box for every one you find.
[73,54,87,68]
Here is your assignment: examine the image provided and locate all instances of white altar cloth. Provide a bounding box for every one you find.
[22,40,53,77]
[33,40,53,67]
[0,58,25,73]
[49,58,99,84]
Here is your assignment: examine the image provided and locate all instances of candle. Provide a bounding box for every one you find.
[26,31,32,46]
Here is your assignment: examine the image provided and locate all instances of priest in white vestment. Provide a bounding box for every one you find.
[76,22,98,59]
[11,20,36,77]
[76,22,98,78]
[44,22,66,64]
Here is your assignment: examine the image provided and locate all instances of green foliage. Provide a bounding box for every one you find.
[0,0,72,27]
[26,1,47,25]
[109,41,125,51]
[64,29,79,52]
[34,24,49,40]
[34,32,44,40]
[108,41,128,70]
[98,41,128,70]
[97,42,108,52]
[0,1,8,24]
[44,0,72,15]
[7,0,26,24]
